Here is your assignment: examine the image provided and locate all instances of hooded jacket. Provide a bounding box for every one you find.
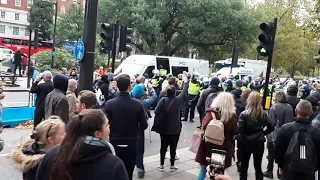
[11,139,46,180]
[36,143,128,180]
[98,75,110,102]
[196,85,222,120]
[286,85,299,116]
[44,74,69,123]
[130,84,157,110]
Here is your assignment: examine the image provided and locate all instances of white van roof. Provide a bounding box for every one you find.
[216,67,254,76]
[124,54,208,65]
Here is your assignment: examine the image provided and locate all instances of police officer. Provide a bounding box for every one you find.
[177,74,183,89]
[161,74,172,90]
[159,65,167,78]
[224,79,234,92]
[150,70,163,109]
[183,72,200,122]
[299,80,312,99]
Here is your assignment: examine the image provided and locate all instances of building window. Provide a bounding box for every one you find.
[25,29,29,36]
[15,0,21,6]
[27,0,32,8]
[60,6,66,14]
[0,11,5,19]
[13,27,19,35]
[15,13,19,20]
[1,0,7,4]
[0,25,5,34]
[27,13,30,22]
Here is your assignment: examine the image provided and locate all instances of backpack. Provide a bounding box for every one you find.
[204,112,225,145]
[285,124,317,174]
[205,92,218,109]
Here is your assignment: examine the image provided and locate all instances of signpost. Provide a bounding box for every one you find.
[74,41,85,62]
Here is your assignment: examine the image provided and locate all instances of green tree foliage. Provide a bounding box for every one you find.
[29,0,53,39]
[98,0,260,60]
[32,49,75,71]
[55,3,84,47]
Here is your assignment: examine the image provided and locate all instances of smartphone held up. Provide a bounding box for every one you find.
[209,149,227,180]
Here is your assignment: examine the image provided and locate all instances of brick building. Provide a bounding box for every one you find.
[0,0,84,39]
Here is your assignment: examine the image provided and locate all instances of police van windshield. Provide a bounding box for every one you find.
[115,63,145,76]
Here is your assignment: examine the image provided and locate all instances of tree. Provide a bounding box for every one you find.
[55,3,84,47]
[97,0,260,59]
[29,0,53,39]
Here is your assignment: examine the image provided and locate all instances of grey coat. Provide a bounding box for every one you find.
[44,89,69,123]
[154,82,188,135]
[267,102,294,142]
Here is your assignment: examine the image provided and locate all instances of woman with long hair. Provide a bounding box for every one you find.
[35,109,128,180]
[195,92,239,180]
[237,91,274,180]
[11,116,65,180]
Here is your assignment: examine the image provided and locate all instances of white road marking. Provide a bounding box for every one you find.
[0,153,9,157]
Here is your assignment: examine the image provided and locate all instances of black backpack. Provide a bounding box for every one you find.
[285,124,317,174]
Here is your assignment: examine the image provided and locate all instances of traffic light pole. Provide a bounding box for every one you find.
[27,29,32,88]
[111,22,118,73]
[262,18,277,109]
[78,0,98,91]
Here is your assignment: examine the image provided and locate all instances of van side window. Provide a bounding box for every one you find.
[235,75,239,80]
[172,66,188,76]
[143,66,155,79]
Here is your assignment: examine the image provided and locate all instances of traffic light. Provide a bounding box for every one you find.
[257,22,276,57]
[119,26,133,52]
[314,48,320,63]
[34,28,43,49]
[100,23,113,51]
[100,41,108,54]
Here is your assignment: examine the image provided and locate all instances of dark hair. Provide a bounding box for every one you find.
[116,74,130,92]
[50,109,107,180]
[166,85,176,97]
[168,76,176,85]
[79,90,97,108]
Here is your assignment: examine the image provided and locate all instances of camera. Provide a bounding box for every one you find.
[209,149,227,180]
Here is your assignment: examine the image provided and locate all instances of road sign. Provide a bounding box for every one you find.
[74,41,85,62]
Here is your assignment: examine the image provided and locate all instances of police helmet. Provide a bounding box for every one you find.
[224,79,233,88]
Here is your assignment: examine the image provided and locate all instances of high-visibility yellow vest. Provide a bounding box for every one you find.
[241,86,249,92]
[151,78,161,88]
[188,82,200,95]
[159,69,167,76]
[162,80,168,90]
[260,84,273,97]
[177,80,183,89]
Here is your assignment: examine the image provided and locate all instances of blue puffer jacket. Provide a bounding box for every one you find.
[130,84,157,110]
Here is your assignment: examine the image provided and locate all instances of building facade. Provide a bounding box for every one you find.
[0,0,83,39]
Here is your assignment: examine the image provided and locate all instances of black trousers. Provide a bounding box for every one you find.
[14,63,22,75]
[34,108,44,129]
[266,141,275,172]
[184,95,197,120]
[160,134,180,166]
[111,139,137,180]
[239,142,264,180]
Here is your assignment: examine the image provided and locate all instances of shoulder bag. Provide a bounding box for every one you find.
[151,98,175,134]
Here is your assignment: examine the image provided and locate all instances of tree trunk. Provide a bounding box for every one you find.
[291,63,295,78]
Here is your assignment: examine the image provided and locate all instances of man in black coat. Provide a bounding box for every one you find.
[275,100,320,180]
[286,85,300,117]
[30,71,54,129]
[13,47,27,76]
[196,77,222,128]
[103,74,148,180]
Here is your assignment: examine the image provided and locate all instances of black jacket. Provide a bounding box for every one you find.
[154,82,188,135]
[238,110,274,144]
[234,98,246,119]
[286,95,299,116]
[197,85,222,112]
[36,143,128,180]
[30,81,54,109]
[275,118,320,178]
[104,92,148,141]
[14,51,26,64]
[98,75,110,101]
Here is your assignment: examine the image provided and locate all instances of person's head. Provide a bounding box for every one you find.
[305,95,318,112]
[100,74,109,84]
[166,85,176,97]
[274,91,287,103]
[286,85,298,96]
[168,76,176,86]
[50,109,109,180]
[241,89,252,100]
[116,74,131,92]
[68,79,77,92]
[211,92,236,123]
[210,77,220,87]
[235,80,242,89]
[77,90,97,112]
[107,68,112,73]
[42,71,52,82]
[53,74,69,93]
[136,76,145,84]
[315,84,320,93]
[61,68,67,75]
[131,84,145,99]
[31,116,65,152]
[295,100,313,118]
[17,47,21,51]
[245,91,263,118]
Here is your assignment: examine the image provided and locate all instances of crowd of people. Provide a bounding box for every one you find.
[1,64,320,180]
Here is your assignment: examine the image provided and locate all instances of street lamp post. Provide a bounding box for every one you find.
[42,0,57,68]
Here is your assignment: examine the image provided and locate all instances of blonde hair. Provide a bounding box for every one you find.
[31,116,65,151]
[246,91,263,118]
[211,92,236,123]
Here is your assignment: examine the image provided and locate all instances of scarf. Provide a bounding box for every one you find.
[83,136,116,155]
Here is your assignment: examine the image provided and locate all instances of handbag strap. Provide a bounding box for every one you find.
[165,99,175,112]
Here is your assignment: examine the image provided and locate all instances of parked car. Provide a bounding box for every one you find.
[0,48,14,62]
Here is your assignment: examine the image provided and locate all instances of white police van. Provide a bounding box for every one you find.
[114,55,210,78]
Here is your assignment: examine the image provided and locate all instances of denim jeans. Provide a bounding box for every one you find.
[197,164,207,180]
[136,131,145,173]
